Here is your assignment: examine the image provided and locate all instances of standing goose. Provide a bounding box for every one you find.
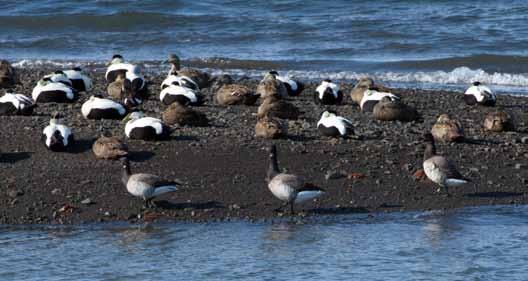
[42,112,73,152]
[32,76,77,103]
[314,79,343,105]
[464,81,496,106]
[317,111,354,137]
[0,60,18,88]
[266,144,325,214]
[160,84,204,106]
[257,72,288,99]
[164,54,211,89]
[360,87,399,112]
[0,93,36,115]
[121,157,181,208]
[81,94,128,120]
[62,67,93,92]
[124,111,171,140]
[422,133,470,194]
[269,71,304,96]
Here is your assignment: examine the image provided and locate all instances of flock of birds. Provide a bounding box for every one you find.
[0,55,509,214]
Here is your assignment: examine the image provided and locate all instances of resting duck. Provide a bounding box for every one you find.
[314,79,343,105]
[257,72,288,99]
[255,117,286,139]
[164,54,211,89]
[422,133,470,194]
[124,111,171,140]
[269,71,304,96]
[0,60,18,88]
[107,70,126,100]
[93,134,128,160]
[483,111,515,132]
[105,54,135,82]
[62,67,93,92]
[431,114,465,142]
[126,65,148,99]
[42,112,73,152]
[266,144,325,214]
[32,76,77,103]
[0,93,36,115]
[160,84,204,106]
[161,72,199,91]
[360,87,399,112]
[257,95,301,120]
[162,102,208,126]
[121,157,181,208]
[81,95,129,120]
[464,82,496,106]
[317,111,354,137]
[372,97,420,122]
[216,84,259,106]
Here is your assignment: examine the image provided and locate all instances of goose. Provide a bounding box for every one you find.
[317,111,354,137]
[483,111,515,132]
[266,144,325,214]
[121,157,181,208]
[360,87,399,112]
[162,102,208,126]
[164,54,211,89]
[422,133,470,194]
[161,73,199,91]
[81,95,127,120]
[314,79,343,105]
[93,134,128,160]
[216,84,260,106]
[123,111,171,140]
[269,71,304,96]
[464,82,496,106]
[42,112,73,152]
[256,72,288,99]
[62,67,93,92]
[372,96,420,122]
[0,60,18,88]
[257,94,301,120]
[255,117,286,139]
[160,84,204,106]
[0,93,36,115]
[431,114,465,142]
[32,77,77,103]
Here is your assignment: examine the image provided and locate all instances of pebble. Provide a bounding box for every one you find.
[325,170,346,180]
[515,163,523,170]
[51,188,61,195]
[7,189,24,198]
[81,198,94,205]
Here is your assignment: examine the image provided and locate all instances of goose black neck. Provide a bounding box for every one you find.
[121,159,131,186]
[267,146,279,182]
[424,141,436,161]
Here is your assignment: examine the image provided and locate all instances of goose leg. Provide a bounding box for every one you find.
[290,202,294,215]
[274,201,288,212]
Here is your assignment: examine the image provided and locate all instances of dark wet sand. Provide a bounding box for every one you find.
[0,67,527,224]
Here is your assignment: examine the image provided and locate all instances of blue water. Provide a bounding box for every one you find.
[2,205,528,280]
[3,1,528,93]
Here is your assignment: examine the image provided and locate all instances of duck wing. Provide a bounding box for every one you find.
[430,156,467,180]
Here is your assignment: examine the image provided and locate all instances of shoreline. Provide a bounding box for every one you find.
[0,67,527,225]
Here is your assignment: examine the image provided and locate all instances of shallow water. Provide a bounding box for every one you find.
[3,1,528,93]
[2,205,528,280]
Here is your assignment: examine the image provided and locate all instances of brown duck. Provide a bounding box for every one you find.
[257,95,301,120]
[162,102,208,126]
[483,111,515,132]
[256,72,288,100]
[372,96,420,122]
[216,84,260,106]
[165,54,211,89]
[255,117,287,139]
[0,60,18,88]
[93,134,128,160]
[430,114,465,142]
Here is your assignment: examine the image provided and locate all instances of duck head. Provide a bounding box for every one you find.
[121,111,144,125]
[472,81,481,86]
[108,54,124,66]
[164,54,181,70]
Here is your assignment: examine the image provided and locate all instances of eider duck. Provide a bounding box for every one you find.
[121,156,181,208]
[32,76,77,103]
[46,70,72,87]
[422,133,470,193]
[269,71,304,96]
[62,67,93,92]
[0,93,36,115]
[360,87,399,112]
[317,111,354,137]
[93,134,128,160]
[431,114,465,142]
[160,84,204,106]
[107,70,126,100]
[161,73,199,91]
[125,65,148,99]
[350,77,373,105]
[257,72,288,99]
[483,111,515,132]
[0,60,18,88]
[105,54,135,82]
[464,82,496,106]
[164,54,211,89]
[266,144,325,214]
[257,95,301,120]
[81,95,127,120]
[216,84,259,106]
[255,117,286,139]
[314,79,343,105]
[124,111,171,140]
[372,97,420,122]
[162,102,208,126]
[42,112,73,152]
